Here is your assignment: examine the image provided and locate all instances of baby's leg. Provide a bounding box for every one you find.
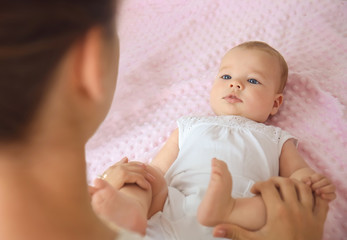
[198,158,266,230]
[197,158,235,226]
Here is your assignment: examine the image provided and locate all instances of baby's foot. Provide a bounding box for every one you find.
[91,179,147,235]
[197,158,235,226]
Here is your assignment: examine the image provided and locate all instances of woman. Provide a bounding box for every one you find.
[0,0,141,239]
[0,0,328,239]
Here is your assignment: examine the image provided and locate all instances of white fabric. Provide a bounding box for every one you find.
[116,229,143,240]
[145,115,296,240]
[102,219,143,240]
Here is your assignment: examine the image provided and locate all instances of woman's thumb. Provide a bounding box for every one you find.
[213,223,255,240]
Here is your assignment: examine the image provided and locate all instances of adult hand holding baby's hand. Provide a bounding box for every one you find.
[213,177,328,240]
[100,157,155,191]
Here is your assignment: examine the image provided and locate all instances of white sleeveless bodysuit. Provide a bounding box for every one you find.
[145,115,296,240]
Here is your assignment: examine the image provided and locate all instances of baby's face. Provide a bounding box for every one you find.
[210,47,283,122]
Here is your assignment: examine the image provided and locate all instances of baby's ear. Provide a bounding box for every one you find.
[270,93,283,116]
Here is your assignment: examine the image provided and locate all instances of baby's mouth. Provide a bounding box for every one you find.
[223,94,242,103]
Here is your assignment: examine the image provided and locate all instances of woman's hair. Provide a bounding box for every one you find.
[235,41,288,93]
[0,0,116,142]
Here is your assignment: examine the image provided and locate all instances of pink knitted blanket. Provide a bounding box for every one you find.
[86,0,347,238]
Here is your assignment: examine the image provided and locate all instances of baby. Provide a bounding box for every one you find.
[91,41,336,239]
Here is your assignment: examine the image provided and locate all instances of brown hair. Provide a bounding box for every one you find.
[235,41,288,93]
[0,0,116,142]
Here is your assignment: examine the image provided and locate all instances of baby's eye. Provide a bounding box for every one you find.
[248,78,260,84]
[221,75,232,80]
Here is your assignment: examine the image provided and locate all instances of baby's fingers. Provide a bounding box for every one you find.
[301,176,312,186]
[309,173,325,184]
[311,178,331,191]
[315,184,336,196]
[320,192,337,202]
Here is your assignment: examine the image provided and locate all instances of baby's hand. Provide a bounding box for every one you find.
[100,157,155,190]
[303,173,336,202]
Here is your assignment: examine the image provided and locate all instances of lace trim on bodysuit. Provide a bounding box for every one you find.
[178,115,284,143]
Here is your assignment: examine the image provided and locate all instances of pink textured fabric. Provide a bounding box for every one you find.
[86,0,347,239]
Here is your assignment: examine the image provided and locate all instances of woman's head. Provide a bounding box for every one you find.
[0,0,118,143]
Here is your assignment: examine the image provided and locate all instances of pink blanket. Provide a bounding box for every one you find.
[86,0,347,238]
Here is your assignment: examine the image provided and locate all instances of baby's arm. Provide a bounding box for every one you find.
[150,128,180,175]
[146,128,180,216]
[279,140,336,201]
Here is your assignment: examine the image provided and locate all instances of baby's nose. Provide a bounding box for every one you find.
[230,82,243,90]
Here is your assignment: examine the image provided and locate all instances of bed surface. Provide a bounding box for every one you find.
[86,0,347,238]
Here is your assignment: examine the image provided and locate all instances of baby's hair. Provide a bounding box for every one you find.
[235,41,288,93]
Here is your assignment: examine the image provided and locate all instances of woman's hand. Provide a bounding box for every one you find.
[213,177,329,240]
[99,157,155,190]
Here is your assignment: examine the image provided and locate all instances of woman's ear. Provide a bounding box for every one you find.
[270,93,283,116]
[73,27,104,102]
